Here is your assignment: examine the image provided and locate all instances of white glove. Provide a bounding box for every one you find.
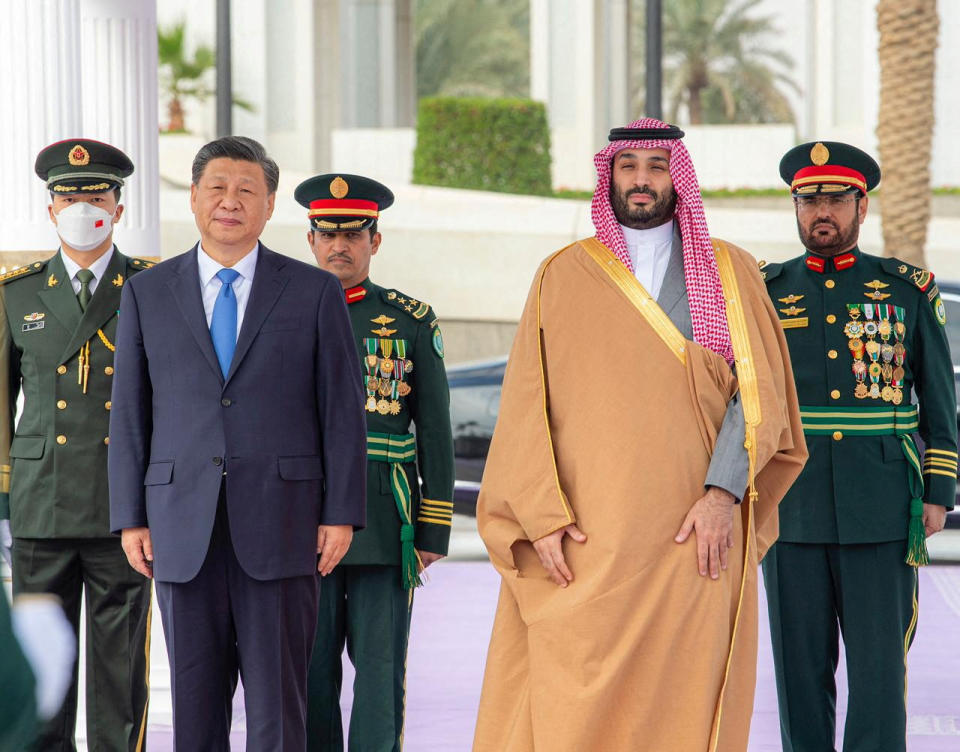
[11,595,76,720]
[0,519,11,568]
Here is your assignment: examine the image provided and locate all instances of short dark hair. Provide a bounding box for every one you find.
[191,136,279,194]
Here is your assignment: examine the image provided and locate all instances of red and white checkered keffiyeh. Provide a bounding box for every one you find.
[592,117,734,365]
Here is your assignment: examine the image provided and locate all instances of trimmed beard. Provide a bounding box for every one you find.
[609,183,677,230]
[796,207,860,256]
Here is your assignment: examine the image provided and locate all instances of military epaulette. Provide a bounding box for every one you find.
[880,257,935,293]
[758,260,783,283]
[0,262,45,285]
[128,257,157,271]
[381,289,432,321]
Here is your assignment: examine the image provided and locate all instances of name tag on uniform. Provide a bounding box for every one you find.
[22,321,44,332]
[779,317,808,329]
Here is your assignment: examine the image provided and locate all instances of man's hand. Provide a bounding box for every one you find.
[417,550,445,571]
[532,523,587,588]
[317,525,353,576]
[120,527,153,578]
[923,503,948,538]
[675,487,736,579]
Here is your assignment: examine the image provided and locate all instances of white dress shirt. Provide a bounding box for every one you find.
[59,247,115,296]
[622,220,674,300]
[197,243,259,337]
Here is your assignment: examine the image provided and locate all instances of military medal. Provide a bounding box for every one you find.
[848,338,864,358]
[367,376,380,391]
[892,388,903,405]
[388,381,401,415]
[844,321,864,338]
[366,396,378,412]
[854,383,869,399]
[397,381,411,397]
[881,385,894,402]
[376,398,391,415]
[378,380,393,397]
[865,340,880,358]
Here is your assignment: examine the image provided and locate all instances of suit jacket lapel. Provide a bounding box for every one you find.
[59,249,127,363]
[656,225,687,319]
[226,247,288,384]
[167,246,223,382]
[37,254,82,345]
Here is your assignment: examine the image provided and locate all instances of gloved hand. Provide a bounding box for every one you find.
[11,595,76,720]
[0,519,11,568]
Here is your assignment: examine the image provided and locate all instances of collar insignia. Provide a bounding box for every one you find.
[112,273,124,287]
[47,274,59,287]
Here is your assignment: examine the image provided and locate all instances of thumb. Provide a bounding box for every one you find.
[675,512,695,543]
[566,524,587,543]
[142,533,153,562]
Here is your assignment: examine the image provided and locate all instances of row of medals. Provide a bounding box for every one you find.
[364,337,413,415]
[844,303,906,403]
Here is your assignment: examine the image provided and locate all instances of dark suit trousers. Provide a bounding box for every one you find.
[12,537,151,752]
[155,485,319,752]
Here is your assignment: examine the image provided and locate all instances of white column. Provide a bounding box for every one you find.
[0,0,160,257]
[530,0,630,190]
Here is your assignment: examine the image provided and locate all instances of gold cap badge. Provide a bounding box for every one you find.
[810,142,830,166]
[330,176,349,199]
[68,144,90,166]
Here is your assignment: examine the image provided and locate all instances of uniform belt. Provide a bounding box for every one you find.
[366,431,416,463]
[366,431,421,589]
[798,404,928,567]
[799,404,919,436]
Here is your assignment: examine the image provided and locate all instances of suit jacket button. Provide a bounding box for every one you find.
[103,437,110,446]
[104,366,114,375]
[56,435,67,445]
[57,365,67,375]
[57,400,67,409]
[213,456,223,466]
[221,398,232,407]
[104,401,112,410]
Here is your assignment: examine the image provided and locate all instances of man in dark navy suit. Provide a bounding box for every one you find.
[108,136,367,751]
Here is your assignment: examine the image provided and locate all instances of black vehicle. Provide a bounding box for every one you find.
[449,286,960,523]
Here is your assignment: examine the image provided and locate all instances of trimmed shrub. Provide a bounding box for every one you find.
[413,97,552,196]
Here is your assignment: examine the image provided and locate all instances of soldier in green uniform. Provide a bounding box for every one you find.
[761,141,956,751]
[0,139,154,751]
[296,173,455,751]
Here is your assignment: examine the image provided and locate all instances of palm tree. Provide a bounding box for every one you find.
[416,0,529,99]
[157,20,215,132]
[876,0,938,266]
[653,0,798,124]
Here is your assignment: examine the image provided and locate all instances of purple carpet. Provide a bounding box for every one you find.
[148,562,960,750]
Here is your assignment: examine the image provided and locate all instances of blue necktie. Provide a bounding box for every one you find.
[210,268,241,377]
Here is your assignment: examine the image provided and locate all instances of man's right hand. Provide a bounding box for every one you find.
[532,523,587,587]
[121,527,153,578]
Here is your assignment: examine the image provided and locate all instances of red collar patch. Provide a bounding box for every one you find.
[345,286,367,304]
[833,252,857,271]
[805,255,826,273]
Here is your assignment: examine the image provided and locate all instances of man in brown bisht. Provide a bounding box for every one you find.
[473,118,808,751]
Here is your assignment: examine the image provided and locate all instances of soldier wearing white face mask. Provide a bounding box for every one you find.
[0,139,154,751]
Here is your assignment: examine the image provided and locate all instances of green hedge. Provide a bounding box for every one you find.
[413,97,552,196]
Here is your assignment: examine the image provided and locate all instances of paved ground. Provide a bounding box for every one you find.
[10,520,959,750]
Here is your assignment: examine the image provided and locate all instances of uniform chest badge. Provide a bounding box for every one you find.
[371,314,395,326]
[372,326,397,336]
[864,290,891,301]
[22,321,44,332]
[778,294,804,305]
[23,312,45,321]
[779,305,806,316]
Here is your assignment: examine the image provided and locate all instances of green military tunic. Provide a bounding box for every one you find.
[0,249,154,752]
[307,277,455,752]
[761,246,957,751]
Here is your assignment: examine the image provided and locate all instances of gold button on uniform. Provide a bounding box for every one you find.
[56,400,67,409]
[103,437,110,446]
[826,314,837,324]
[104,401,112,411]
[832,431,843,441]
[831,389,841,399]
[828,350,838,359]
[825,279,836,289]
[104,366,114,375]
[56,435,67,445]
[57,365,67,375]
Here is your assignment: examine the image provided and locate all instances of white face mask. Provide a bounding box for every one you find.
[54,202,116,252]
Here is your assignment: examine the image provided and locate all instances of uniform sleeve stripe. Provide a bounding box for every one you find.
[420,498,454,508]
[417,510,453,520]
[923,458,957,469]
[416,516,452,526]
[926,448,959,458]
[923,468,957,478]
